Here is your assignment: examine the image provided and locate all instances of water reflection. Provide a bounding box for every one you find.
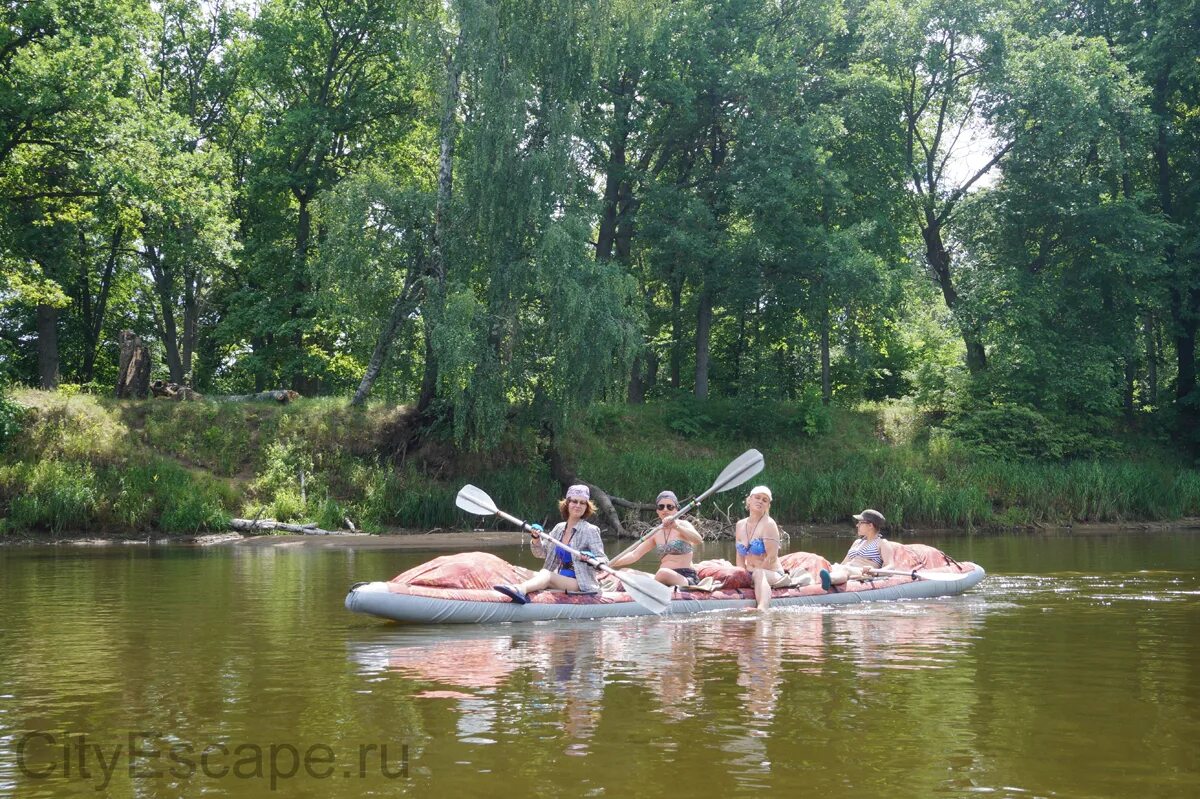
[348,598,986,754]
[3,536,1195,797]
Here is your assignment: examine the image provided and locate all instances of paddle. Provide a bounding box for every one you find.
[455,484,674,614]
[611,448,765,564]
[869,567,968,582]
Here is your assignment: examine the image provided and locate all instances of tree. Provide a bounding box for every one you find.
[233,0,430,393]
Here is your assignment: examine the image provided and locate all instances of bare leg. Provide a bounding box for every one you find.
[516,569,580,594]
[655,568,689,587]
[752,568,773,611]
[828,564,867,586]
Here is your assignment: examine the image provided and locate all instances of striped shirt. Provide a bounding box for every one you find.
[846,536,885,567]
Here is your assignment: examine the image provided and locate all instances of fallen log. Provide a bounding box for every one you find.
[151,380,203,401]
[213,390,300,404]
[607,495,655,512]
[230,518,352,536]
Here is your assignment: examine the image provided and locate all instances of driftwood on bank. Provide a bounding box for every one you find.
[542,437,629,536]
[151,380,203,401]
[230,518,352,536]
[608,495,656,512]
[211,390,300,404]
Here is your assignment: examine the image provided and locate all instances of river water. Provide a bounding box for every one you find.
[0,532,1197,798]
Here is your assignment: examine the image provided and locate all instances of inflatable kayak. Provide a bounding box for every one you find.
[345,546,986,625]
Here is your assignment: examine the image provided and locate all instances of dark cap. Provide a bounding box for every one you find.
[853,509,886,527]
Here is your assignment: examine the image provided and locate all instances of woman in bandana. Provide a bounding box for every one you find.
[494,484,608,605]
[608,490,704,586]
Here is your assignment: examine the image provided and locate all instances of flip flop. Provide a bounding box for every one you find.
[819,568,832,591]
[493,584,529,605]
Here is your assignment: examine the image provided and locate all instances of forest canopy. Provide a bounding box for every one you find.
[2,0,1197,457]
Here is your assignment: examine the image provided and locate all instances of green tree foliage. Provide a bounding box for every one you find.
[0,0,1197,461]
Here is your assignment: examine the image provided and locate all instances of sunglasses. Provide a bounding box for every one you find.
[657,503,677,511]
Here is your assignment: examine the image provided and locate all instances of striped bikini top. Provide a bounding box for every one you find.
[655,538,694,558]
[846,536,885,567]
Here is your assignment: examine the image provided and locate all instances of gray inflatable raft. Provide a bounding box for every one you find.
[345,564,987,624]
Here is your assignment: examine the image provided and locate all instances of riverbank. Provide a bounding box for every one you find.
[2,388,1199,536]
[5,517,1200,551]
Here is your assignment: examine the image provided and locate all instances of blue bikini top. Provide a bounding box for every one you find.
[736,538,767,557]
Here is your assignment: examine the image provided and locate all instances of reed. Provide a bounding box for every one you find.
[1,390,1196,534]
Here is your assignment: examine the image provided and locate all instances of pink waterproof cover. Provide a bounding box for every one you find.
[385,545,970,604]
[390,552,534,590]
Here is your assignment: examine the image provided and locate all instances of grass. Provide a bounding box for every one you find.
[0,388,1197,535]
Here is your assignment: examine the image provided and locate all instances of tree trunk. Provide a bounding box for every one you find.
[923,213,986,373]
[36,304,60,389]
[290,192,314,395]
[182,271,198,379]
[1154,66,1198,447]
[79,226,122,382]
[694,287,712,399]
[1144,312,1158,407]
[669,276,683,389]
[351,276,420,407]
[251,335,267,393]
[597,70,638,263]
[147,245,185,383]
[542,434,626,536]
[628,353,645,404]
[820,308,831,405]
[1123,356,1136,421]
[415,34,462,417]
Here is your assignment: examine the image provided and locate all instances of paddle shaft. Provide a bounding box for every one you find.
[494,509,621,581]
[610,497,700,564]
[610,448,763,564]
[871,567,966,582]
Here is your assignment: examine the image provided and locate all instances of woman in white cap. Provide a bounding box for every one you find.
[819,508,896,590]
[735,485,789,611]
[608,490,704,586]
[494,484,608,604]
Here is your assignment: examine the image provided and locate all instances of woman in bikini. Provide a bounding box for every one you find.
[735,485,789,611]
[608,490,704,587]
[819,508,896,590]
[493,484,607,605]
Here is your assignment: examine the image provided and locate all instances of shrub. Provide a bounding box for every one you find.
[951,404,1068,461]
[2,461,100,532]
[0,391,26,453]
[109,460,232,532]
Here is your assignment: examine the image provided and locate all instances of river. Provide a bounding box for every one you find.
[1,532,1197,798]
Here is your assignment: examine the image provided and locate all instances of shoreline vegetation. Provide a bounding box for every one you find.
[2,389,1199,541]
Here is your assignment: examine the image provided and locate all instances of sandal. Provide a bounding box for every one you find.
[493,584,529,605]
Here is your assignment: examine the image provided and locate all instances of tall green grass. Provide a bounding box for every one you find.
[1,390,1197,534]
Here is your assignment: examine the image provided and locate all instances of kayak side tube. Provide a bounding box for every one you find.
[345,564,986,625]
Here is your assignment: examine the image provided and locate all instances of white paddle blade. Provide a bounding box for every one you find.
[614,569,673,614]
[707,448,765,497]
[455,484,498,516]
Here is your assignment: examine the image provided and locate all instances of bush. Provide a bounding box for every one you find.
[0,391,26,453]
[2,461,100,532]
[664,392,830,441]
[110,460,232,532]
[951,404,1069,461]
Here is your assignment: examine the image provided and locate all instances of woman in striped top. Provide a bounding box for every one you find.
[819,508,896,590]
